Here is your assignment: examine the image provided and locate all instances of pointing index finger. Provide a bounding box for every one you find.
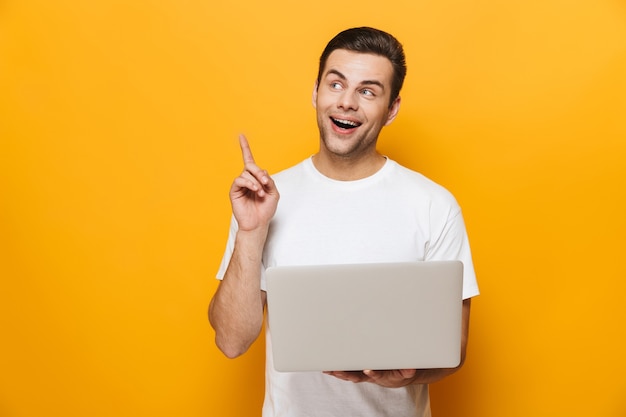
[237,133,271,187]
[239,134,256,165]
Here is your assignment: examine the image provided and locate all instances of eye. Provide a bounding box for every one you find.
[330,82,342,90]
[361,89,375,97]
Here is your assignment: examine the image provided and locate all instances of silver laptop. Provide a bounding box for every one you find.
[265,260,464,372]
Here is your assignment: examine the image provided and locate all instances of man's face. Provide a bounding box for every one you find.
[313,49,400,160]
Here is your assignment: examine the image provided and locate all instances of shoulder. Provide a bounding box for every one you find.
[386,160,459,207]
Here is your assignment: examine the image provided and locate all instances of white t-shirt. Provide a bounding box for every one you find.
[217,157,479,417]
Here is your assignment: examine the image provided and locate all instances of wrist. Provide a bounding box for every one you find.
[235,227,269,253]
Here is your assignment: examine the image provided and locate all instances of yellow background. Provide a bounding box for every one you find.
[1,0,625,416]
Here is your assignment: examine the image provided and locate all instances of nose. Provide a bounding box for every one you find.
[337,90,359,111]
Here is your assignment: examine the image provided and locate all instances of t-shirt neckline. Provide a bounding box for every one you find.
[304,156,393,185]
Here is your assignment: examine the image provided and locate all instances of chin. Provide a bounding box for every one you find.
[321,138,358,157]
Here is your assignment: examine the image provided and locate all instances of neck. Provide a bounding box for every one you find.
[311,151,387,181]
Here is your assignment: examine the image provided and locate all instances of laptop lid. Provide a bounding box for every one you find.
[265,261,464,372]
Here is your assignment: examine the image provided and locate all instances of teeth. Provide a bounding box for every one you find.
[333,118,360,127]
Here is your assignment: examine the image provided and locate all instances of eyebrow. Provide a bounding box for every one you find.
[325,69,386,90]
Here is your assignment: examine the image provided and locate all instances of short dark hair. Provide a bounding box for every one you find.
[316,27,407,107]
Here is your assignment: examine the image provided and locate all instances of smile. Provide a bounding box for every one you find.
[331,117,362,130]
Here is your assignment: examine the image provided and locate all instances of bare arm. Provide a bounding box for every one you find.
[326,298,472,387]
[209,135,279,358]
[209,231,268,358]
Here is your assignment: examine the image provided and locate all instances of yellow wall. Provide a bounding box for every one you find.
[1,1,625,416]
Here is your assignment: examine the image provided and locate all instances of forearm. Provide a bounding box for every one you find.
[209,228,268,358]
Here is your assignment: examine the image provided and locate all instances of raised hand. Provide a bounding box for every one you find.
[229,134,280,232]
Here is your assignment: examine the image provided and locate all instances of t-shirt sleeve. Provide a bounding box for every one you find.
[216,215,237,280]
[426,207,480,300]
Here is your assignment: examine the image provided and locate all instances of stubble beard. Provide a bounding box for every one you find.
[317,118,378,161]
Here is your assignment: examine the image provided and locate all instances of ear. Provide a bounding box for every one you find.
[312,81,318,108]
[384,96,401,126]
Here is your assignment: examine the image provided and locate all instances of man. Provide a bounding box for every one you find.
[209,27,479,417]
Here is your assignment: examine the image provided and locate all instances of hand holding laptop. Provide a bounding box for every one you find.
[325,369,419,388]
